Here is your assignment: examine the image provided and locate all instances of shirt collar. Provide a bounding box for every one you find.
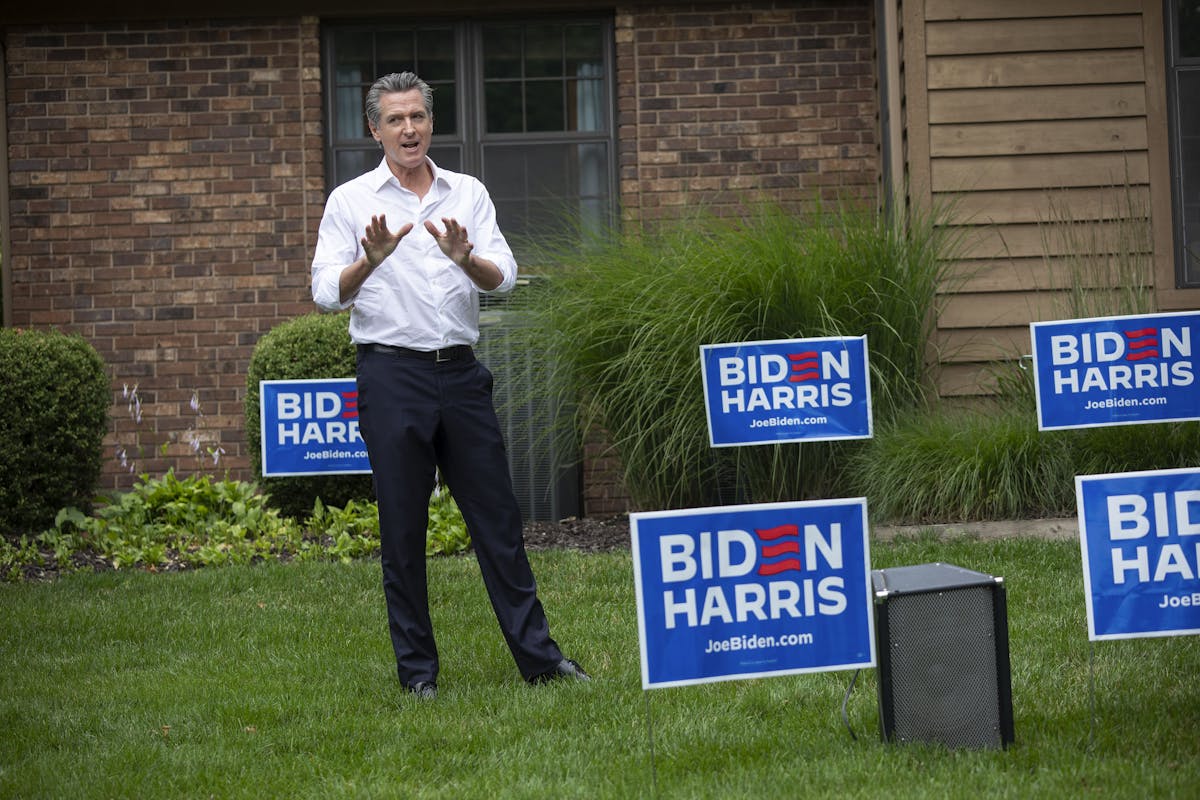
[370,156,449,194]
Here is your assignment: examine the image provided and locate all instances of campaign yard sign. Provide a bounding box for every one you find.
[1076,467,1200,641]
[631,498,875,689]
[1030,310,1199,431]
[700,336,873,447]
[259,379,371,476]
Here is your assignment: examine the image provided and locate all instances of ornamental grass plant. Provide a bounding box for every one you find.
[513,199,957,510]
[848,183,1200,524]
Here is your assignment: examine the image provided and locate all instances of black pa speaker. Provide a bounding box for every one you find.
[871,562,1014,749]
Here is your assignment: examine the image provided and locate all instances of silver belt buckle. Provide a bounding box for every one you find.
[435,348,450,363]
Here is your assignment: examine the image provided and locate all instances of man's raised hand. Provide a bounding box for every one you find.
[362,214,414,268]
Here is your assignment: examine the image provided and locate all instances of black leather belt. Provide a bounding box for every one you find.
[360,343,474,363]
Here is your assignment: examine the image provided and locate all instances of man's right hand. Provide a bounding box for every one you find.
[339,214,415,303]
[362,214,414,268]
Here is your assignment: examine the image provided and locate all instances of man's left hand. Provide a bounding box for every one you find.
[425,217,474,270]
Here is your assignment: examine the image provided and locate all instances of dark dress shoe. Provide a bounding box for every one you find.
[527,658,591,685]
[407,681,438,699]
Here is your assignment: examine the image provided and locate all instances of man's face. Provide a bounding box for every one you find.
[371,89,432,173]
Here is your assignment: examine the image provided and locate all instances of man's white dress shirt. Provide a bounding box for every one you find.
[311,157,518,350]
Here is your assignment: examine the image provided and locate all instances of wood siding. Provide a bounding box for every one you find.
[899,0,1189,396]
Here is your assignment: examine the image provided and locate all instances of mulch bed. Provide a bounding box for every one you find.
[521,515,631,553]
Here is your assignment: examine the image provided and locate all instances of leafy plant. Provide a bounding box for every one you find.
[40,471,303,571]
[304,497,381,564]
[425,486,470,556]
[3,472,473,581]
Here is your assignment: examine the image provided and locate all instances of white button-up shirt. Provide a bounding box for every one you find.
[311,158,518,349]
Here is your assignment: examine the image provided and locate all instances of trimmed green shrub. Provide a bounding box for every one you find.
[0,329,109,534]
[245,312,373,519]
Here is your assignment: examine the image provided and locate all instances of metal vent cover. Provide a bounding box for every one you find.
[475,300,579,522]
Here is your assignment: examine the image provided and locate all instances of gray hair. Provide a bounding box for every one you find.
[364,72,434,129]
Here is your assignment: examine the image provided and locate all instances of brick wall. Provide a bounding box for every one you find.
[4,4,880,513]
[5,18,324,490]
[615,0,878,223]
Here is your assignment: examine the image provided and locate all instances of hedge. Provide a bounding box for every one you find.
[0,329,110,534]
[245,312,374,519]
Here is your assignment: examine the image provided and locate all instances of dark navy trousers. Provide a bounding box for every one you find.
[355,345,563,686]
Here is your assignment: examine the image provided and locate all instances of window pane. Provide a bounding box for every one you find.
[483,25,523,79]
[483,21,607,135]
[525,81,565,132]
[420,29,457,80]
[575,142,608,200]
[565,24,603,74]
[377,34,415,76]
[525,24,563,78]
[431,83,457,136]
[335,83,369,139]
[483,142,611,249]
[493,197,530,242]
[486,155,528,195]
[486,82,524,133]
[569,77,605,132]
[334,31,374,83]
[428,144,462,173]
[336,149,381,186]
[1181,0,1200,59]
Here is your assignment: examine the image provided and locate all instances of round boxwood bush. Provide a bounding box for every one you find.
[0,329,110,535]
[245,312,374,519]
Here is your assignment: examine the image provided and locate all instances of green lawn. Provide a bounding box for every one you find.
[1,536,1197,799]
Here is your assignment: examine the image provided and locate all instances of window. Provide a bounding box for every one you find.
[1165,0,1200,286]
[326,25,461,180]
[322,19,616,259]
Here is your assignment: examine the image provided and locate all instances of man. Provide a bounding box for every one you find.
[311,71,588,699]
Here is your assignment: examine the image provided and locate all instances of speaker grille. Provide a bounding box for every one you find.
[882,585,1003,749]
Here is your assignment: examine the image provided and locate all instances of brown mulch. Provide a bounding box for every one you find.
[522,515,631,553]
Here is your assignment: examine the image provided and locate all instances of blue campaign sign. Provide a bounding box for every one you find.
[700,337,873,447]
[631,499,875,689]
[259,379,372,477]
[1076,468,1200,641]
[1031,310,1200,430]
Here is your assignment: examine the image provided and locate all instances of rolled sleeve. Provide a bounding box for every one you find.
[311,195,359,311]
[468,181,518,296]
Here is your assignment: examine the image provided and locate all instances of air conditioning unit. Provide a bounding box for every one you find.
[476,287,580,522]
